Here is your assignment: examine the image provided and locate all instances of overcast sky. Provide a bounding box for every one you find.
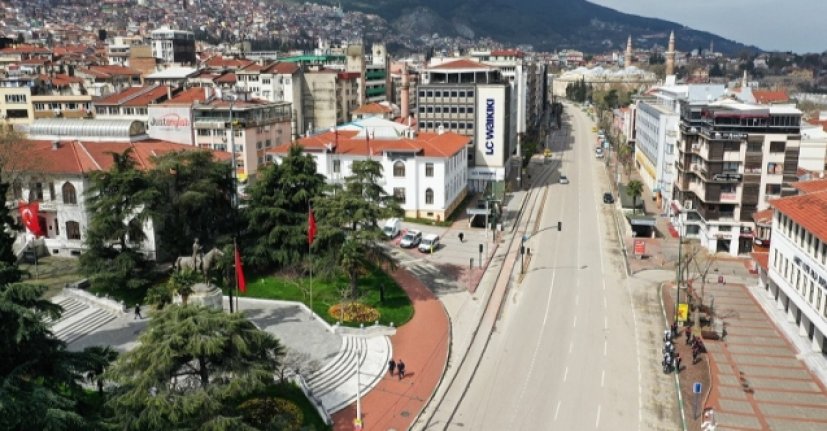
[588,0,826,53]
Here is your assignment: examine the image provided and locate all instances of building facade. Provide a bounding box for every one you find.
[672,100,801,255]
[150,26,196,66]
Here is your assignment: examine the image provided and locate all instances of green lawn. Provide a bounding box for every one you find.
[241,266,413,327]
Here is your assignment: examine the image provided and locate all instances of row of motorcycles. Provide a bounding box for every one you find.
[662,329,681,374]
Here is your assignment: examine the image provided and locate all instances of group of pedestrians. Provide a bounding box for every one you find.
[387,358,406,380]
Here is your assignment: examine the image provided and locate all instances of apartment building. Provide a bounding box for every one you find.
[234,62,304,138]
[301,69,359,132]
[94,85,173,125]
[150,26,196,66]
[672,99,801,255]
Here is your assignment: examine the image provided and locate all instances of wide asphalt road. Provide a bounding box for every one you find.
[447,104,644,430]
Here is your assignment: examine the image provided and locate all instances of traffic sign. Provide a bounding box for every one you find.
[693,382,702,394]
[634,239,646,256]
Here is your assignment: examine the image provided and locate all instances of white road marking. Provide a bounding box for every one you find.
[554,400,562,421]
[563,367,569,382]
[595,404,602,428]
[604,316,608,330]
[576,294,579,305]
[569,341,574,353]
[603,296,607,309]
[601,369,606,387]
[604,340,607,356]
[573,315,577,328]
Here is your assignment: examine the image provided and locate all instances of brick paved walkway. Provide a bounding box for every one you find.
[331,267,450,431]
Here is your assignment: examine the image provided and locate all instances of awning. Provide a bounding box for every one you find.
[627,215,656,227]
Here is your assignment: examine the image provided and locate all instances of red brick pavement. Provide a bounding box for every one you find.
[331,267,450,431]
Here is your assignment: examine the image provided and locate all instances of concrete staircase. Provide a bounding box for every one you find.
[49,295,120,344]
[306,334,392,413]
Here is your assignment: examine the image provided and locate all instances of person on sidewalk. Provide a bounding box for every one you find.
[458,232,465,243]
[388,359,396,377]
[134,304,143,320]
[685,326,693,345]
[397,359,406,380]
[674,353,682,373]
[721,325,728,342]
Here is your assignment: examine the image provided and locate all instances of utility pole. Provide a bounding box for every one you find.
[675,222,683,325]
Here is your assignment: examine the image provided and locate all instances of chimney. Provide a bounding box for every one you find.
[400,62,410,120]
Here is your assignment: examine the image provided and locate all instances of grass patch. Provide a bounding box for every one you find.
[258,383,331,430]
[241,265,413,328]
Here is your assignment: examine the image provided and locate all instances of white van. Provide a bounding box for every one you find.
[382,218,402,239]
[418,234,440,253]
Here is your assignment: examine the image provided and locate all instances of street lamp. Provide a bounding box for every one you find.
[521,222,562,275]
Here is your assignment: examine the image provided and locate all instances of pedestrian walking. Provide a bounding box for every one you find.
[397,359,406,380]
[675,353,682,373]
[458,232,465,243]
[134,304,143,319]
[685,327,692,345]
[387,359,396,376]
[721,325,728,342]
[670,322,678,338]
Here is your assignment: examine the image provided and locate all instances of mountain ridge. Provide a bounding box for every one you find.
[318,0,758,55]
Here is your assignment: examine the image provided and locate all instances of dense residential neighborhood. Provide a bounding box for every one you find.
[3,1,827,430]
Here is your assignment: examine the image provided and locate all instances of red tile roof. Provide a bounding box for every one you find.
[353,103,392,114]
[95,85,170,106]
[165,87,208,105]
[429,59,493,70]
[770,190,827,244]
[284,129,469,158]
[13,139,229,175]
[751,252,769,271]
[490,49,524,58]
[792,178,827,194]
[203,56,254,70]
[752,90,789,104]
[38,73,84,87]
[0,44,51,54]
[752,208,773,225]
[262,62,300,75]
[78,65,142,78]
[214,72,236,84]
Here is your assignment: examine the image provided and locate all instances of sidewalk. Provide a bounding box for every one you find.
[330,266,450,431]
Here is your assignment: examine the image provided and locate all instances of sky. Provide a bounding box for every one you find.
[588,0,827,53]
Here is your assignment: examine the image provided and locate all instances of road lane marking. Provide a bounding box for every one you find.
[604,316,608,330]
[554,400,562,421]
[573,315,577,328]
[595,404,602,428]
[601,369,605,387]
[603,296,607,309]
[604,340,607,356]
[576,294,579,305]
[569,341,574,353]
[563,367,568,382]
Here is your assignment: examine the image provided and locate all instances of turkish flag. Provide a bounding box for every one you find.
[307,208,317,246]
[18,201,43,237]
[234,244,246,294]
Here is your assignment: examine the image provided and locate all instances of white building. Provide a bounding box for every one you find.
[757,180,827,356]
[270,117,469,221]
[150,26,196,66]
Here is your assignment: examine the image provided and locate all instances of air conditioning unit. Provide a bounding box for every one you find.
[684,200,694,210]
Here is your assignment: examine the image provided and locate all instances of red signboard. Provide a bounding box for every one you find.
[633,239,646,256]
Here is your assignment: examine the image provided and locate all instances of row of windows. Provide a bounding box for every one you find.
[419,106,474,114]
[33,102,91,111]
[394,161,435,178]
[422,122,474,131]
[776,212,827,266]
[4,94,27,104]
[419,90,475,99]
[96,107,148,116]
[773,249,827,319]
[11,181,77,204]
[392,187,435,205]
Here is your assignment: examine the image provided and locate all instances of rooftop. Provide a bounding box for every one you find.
[283,127,469,159]
[770,190,827,244]
[94,85,170,106]
[791,178,827,194]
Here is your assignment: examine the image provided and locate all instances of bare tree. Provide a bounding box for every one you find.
[275,348,321,383]
[0,127,26,184]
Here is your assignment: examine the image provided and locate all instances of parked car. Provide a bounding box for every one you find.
[418,233,440,253]
[603,192,615,204]
[400,230,422,248]
[382,218,401,239]
[595,148,604,159]
[559,175,570,184]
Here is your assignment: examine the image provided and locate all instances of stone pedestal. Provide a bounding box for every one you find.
[174,283,222,310]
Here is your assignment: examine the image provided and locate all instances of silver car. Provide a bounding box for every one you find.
[559,175,570,184]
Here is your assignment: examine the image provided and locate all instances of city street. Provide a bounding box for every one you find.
[433,104,673,430]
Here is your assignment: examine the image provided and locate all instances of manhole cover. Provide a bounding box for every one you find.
[400,411,410,417]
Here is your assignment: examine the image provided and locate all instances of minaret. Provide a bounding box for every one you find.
[624,36,633,68]
[742,70,748,88]
[400,62,410,120]
[665,31,676,76]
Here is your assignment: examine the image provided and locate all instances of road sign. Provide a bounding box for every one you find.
[677,303,689,322]
[634,239,646,256]
[693,382,702,394]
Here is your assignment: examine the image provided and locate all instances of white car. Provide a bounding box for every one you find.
[400,230,422,248]
[595,148,604,159]
[418,234,440,253]
[559,175,570,184]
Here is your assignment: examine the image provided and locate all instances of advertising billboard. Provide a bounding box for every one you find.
[147,105,194,145]
[475,85,507,169]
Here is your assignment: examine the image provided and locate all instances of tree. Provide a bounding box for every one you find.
[0,282,116,430]
[626,180,644,214]
[243,145,325,270]
[0,181,23,285]
[80,148,159,293]
[104,305,285,430]
[148,151,235,261]
[314,159,401,297]
[167,268,201,306]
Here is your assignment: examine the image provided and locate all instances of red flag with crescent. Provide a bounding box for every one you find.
[18,201,43,237]
[307,208,317,246]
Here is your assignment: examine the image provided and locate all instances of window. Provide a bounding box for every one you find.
[425,188,434,204]
[61,182,78,205]
[65,221,81,240]
[4,94,27,104]
[435,91,442,97]
[34,103,46,111]
[197,129,211,136]
[393,161,406,177]
[333,160,341,173]
[12,181,22,200]
[393,187,406,203]
[48,182,55,200]
[28,183,44,201]
[425,163,434,177]
[769,141,785,153]
[451,91,458,97]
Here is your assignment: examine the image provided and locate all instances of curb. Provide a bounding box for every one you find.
[658,282,689,431]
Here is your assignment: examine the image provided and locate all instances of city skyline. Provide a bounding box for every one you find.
[590,0,827,54]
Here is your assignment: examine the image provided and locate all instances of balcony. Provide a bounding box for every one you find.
[700,128,747,142]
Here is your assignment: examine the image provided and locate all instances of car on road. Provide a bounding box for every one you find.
[400,230,422,248]
[603,192,615,204]
[418,233,440,253]
[559,175,570,184]
[595,148,604,159]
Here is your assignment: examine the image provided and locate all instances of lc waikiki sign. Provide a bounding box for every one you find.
[476,85,506,168]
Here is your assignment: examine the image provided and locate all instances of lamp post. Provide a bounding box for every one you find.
[674,221,683,325]
[225,95,240,313]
